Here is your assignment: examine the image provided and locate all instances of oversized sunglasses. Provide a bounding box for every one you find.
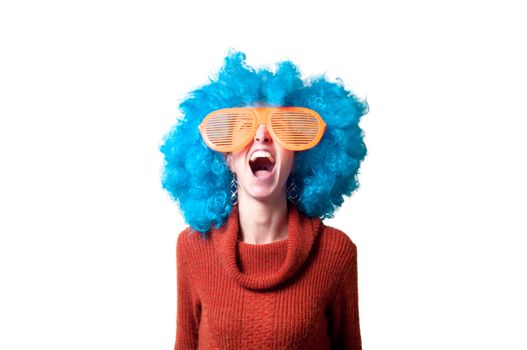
[198,107,326,152]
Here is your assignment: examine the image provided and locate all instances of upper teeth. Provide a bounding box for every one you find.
[250,150,275,163]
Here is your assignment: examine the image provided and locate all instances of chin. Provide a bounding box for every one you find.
[244,182,279,200]
[247,190,281,202]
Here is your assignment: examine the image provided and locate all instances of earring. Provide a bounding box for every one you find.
[230,176,238,205]
[287,177,300,204]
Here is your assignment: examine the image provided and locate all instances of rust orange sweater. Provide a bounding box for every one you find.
[175,204,361,349]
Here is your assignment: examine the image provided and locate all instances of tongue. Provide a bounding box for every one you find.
[254,169,271,177]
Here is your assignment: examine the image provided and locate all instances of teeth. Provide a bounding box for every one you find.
[250,150,275,163]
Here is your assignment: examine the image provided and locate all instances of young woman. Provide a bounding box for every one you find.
[161,51,368,349]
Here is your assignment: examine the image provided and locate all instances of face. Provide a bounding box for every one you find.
[226,124,294,203]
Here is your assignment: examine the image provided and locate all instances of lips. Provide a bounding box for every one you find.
[248,149,276,178]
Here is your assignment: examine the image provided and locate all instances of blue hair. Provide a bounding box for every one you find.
[160,51,368,235]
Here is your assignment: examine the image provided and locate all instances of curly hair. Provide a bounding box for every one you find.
[160,51,368,235]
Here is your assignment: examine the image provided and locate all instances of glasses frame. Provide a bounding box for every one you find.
[198,107,326,152]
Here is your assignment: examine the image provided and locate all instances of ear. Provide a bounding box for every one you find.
[225,153,234,173]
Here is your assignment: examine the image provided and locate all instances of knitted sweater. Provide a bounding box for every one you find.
[175,204,361,349]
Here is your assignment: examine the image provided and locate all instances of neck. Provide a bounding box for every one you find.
[237,194,289,245]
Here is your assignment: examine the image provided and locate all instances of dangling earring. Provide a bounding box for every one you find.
[287,177,300,204]
[230,175,238,205]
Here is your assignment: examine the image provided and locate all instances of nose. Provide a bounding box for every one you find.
[254,124,272,144]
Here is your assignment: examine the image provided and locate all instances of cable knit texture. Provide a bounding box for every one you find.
[175,204,361,349]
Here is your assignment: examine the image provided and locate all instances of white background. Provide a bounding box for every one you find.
[1,0,526,349]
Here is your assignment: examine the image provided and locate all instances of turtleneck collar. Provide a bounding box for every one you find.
[211,203,322,290]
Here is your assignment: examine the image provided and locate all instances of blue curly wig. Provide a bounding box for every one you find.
[160,51,368,234]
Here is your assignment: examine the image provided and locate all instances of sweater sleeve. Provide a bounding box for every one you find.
[175,231,201,350]
[327,244,362,350]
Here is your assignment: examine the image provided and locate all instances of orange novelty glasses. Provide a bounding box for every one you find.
[198,107,326,152]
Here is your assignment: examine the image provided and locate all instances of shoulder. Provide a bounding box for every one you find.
[319,224,357,252]
[176,227,195,246]
[318,223,358,266]
[177,227,214,258]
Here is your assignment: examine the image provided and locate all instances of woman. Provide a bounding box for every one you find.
[161,51,368,349]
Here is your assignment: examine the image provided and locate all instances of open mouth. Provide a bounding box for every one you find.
[249,150,275,178]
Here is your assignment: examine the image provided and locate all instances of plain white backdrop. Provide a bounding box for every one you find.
[1,0,526,349]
